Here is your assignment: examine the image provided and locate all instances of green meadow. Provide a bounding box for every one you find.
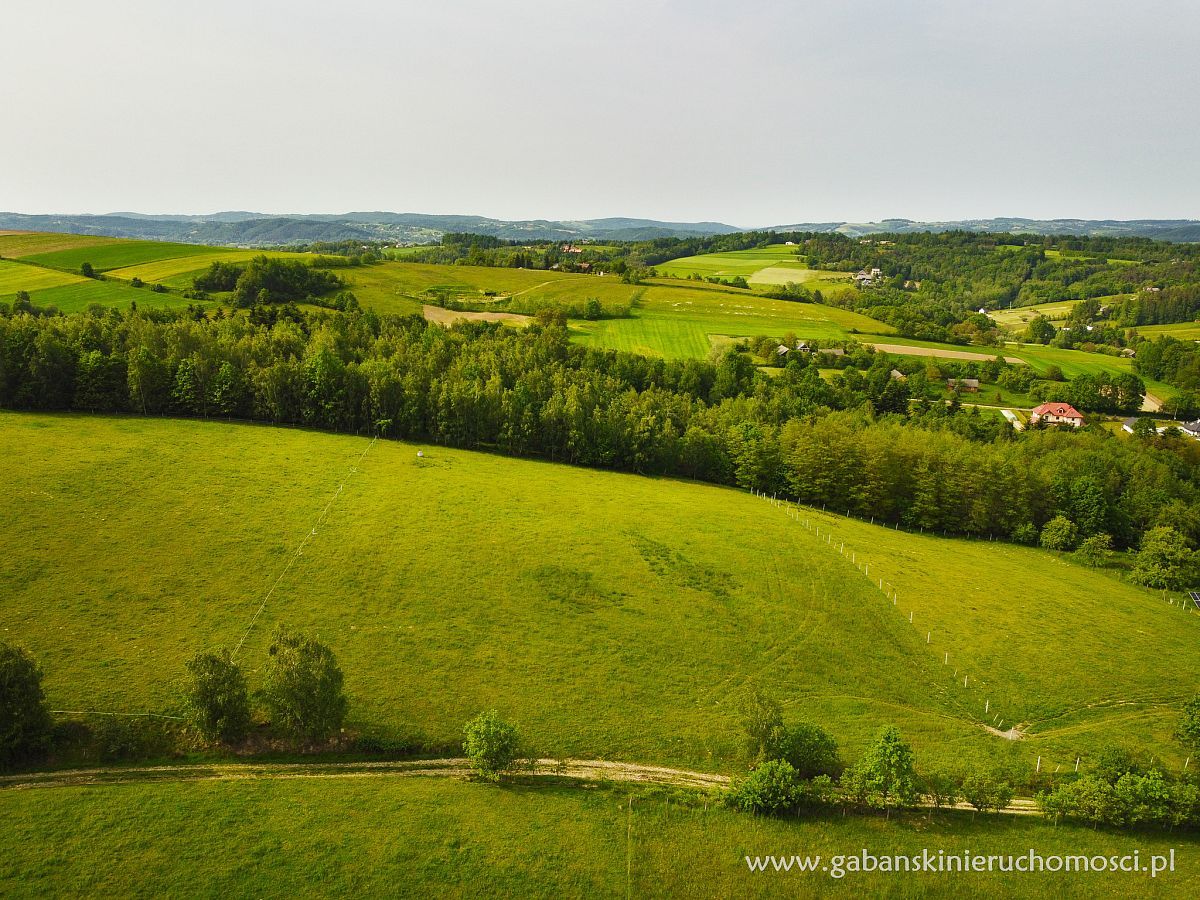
[0,231,122,258]
[655,245,855,292]
[1,412,1196,779]
[990,300,1082,330]
[1,778,1196,898]
[1135,322,1200,341]
[0,258,187,312]
[23,239,227,273]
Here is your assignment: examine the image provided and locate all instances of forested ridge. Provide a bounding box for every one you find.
[3,304,1200,551]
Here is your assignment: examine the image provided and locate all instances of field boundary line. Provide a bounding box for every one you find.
[232,435,377,658]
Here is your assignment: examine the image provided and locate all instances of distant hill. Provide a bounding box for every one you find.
[0,211,1197,246]
[768,217,1200,242]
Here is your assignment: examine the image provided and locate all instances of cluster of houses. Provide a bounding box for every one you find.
[776,340,845,358]
[853,267,883,287]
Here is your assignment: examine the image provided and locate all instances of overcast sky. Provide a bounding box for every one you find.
[5,0,1199,225]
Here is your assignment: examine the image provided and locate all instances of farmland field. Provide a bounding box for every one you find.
[0,231,123,258]
[1136,321,1200,341]
[23,240,228,273]
[103,249,314,290]
[0,259,186,312]
[1,777,1196,898]
[2,412,1197,779]
[655,245,854,293]
[989,300,1082,330]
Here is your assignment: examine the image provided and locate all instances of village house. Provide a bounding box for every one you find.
[890,369,907,381]
[853,267,883,287]
[1180,420,1200,439]
[1031,402,1085,428]
[947,377,980,392]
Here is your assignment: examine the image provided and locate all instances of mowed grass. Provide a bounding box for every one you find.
[655,246,854,291]
[0,259,185,312]
[0,258,83,294]
[2,779,1197,899]
[0,231,122,258]
[3,413,1197,776]
[1,412,1019,773]
[1136,322,1200,341]
[104,249,314,290]
[24,240,228,273]
[990,300,1081,330]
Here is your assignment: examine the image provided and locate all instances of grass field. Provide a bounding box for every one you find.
[0,231,122,258]
[103,249,315,290]
[2,777,1196,898]
[655,246,854,292]
[2,412,1197,779]
[23,240,229,274]
[1136,322,1200,341]
[990,301,1082,330]
[0,259,188,312]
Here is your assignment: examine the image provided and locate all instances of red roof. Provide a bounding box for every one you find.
[1032,402,1083,419]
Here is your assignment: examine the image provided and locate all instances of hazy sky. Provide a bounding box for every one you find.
[6,0,1199,225]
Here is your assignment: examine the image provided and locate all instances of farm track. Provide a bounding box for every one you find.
[0,758,1043,816]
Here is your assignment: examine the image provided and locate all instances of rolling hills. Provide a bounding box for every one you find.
[1,412,1196,778]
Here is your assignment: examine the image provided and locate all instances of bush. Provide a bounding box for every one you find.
[840,726,919,812]
[183,649,251,744]
[462,710,521,782]
[1179,695,1200,751]
[1075,532,1113,567]
[772,721,842,779]
[260,627,348,743]
[90,715,177,762]
[727,759,801,815]
[1039,515,1079,551]
[1130,526,1195,589]
[961,771,1014,814]
[0,643,52,768]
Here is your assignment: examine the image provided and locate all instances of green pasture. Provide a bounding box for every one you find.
[2,778,1196,898]
[655,246,854,290]
[0,258,84,295]
[1135,322,1200,342]
[2,413,1197,778]
[23,240,227,274]
[0,259,184,312]
[573,287,891,359]
[990,300,1081,330]
[104,249,313,290]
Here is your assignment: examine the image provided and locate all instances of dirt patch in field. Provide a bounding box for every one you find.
[864,342,1024,364]
[422,305,530,326]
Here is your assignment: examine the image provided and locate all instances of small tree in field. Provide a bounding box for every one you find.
[1039,515,1078,551]
[1131,526,1195,590]
[843,726,919,815]
[260,627,348,743]
[1075,533,1112,567]
[727,759,801,815]
[463,710,521,782]
[0,643,51,768]
[741,689,783,761]
[961,771,1014,816]
[184,649,251,744]
[1178,694,1200,752]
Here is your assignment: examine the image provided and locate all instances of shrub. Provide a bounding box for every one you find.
[1130,526,1195,589]
[1075,532,1113,567]
[841,726,919,813]
[183,649,251,744]
[961,771,1014,814]
[1179,695,1200,751]
[260,627,348,743]
[772,721,842,779]
[0,643,51,768]
[462,710,521,782]
[727,759,801,815]
[1039,515,1079,551]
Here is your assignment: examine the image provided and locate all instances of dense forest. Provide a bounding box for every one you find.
[2,304,1197,551]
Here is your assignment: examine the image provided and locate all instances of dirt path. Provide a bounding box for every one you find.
[864,342,1024,364]
[422,305,531,326]
[0,757,1042,816]
[1142,391,1164,413]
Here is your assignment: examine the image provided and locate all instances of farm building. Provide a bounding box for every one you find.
[1180,420,1200,439]
[1031,402,1085,428]
[890,369,907,380]
[947,378,980,392]
[820,347,846,357]
[1120,348,1136,358]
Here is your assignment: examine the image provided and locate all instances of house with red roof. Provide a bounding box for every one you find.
[1031,402,1084,428]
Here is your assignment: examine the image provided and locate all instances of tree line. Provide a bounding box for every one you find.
[2,305,1200,551]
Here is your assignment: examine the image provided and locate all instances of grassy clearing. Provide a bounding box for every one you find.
[1,778,1196,898]
[3,412,1197,777]
[0,231,122,258]
[990,301,1082,330]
